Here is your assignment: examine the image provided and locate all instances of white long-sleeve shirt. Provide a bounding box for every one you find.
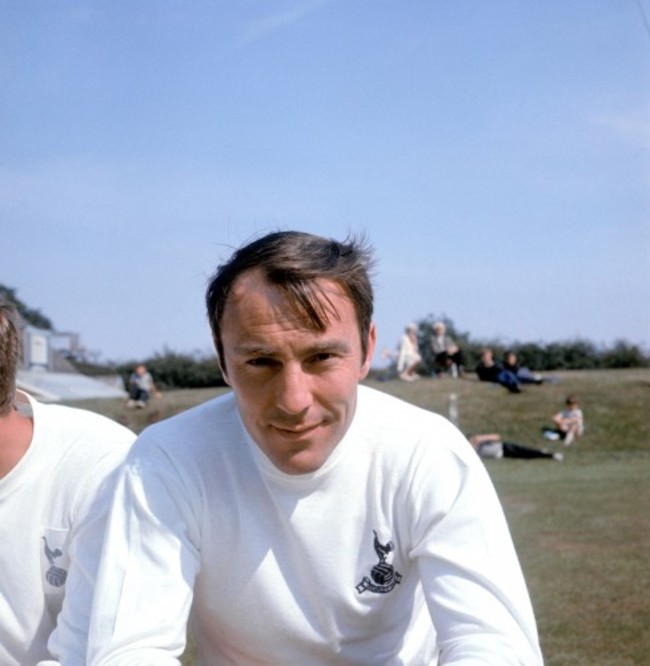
[0,392,135,666]
[87,385,543,665]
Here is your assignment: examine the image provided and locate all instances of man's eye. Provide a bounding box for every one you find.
[247,357,275,367]
[312,352,335,363]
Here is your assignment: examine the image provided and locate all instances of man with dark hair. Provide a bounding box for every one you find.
[87,231,542,664]
[0,303,135,665]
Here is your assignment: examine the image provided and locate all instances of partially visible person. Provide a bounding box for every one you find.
[127,363,160,408]
[475,347,521,393]
[396,322,422,381]
[430,321,464,377]
[469,432,563,462]
[86,231,543,665]
[543,395,584,445]
[503,351,545,385]
[0,303,135,665]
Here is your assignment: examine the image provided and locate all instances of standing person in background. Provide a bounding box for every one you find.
[127,363,160,408]
[86,230,543,665]
[396,322,422,381]
[0,302,135,665]
[430,321,464,377]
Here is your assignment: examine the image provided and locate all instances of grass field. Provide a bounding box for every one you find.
[65,368,650,665]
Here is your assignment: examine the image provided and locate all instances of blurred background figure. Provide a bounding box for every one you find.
[430,321,464,378]
[127,363,160,408]
[396,322,422,382]
[468,432,563,462]
[475,347,521,393]
[543,395,584,445]
[503,351,545,385]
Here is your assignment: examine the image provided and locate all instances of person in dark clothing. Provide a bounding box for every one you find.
[475,348,521,393]
[503,351,544,385]
[430,321,464,377]
[468,433,563,462]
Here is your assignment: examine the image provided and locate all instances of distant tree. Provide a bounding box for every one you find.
[0,284,54,330]
[562,339,600,370]
[540,342,568,370]
[511,343,547,370]
[600,340,650,368]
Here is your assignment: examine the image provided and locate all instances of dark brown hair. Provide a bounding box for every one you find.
[206,231,375,370]
[0,303,21,416]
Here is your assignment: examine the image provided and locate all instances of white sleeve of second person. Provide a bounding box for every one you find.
[410,432,544,665]
[43,463,125,665]
[87,453,201,665]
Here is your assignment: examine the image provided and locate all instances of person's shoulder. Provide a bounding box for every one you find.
[131,390,238,454]
[357,385,459,440]
[27,400,135,485]
[356,386,478,471]
[33,399,134,447]
[123,391,244,485]
[358,384,430,415]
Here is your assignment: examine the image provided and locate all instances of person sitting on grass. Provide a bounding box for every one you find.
[396,322,422,382]
[543,395,584,446]
[430,321,464,378]
[127,363,161,408]
[502,350,545,385]
[475,347,521,393]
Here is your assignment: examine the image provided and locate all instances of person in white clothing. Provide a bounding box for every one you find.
[0,302,136,666]
[396,322,422,381]
[85,231,544,664]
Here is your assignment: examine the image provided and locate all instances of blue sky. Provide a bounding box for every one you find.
[2,1,649,365]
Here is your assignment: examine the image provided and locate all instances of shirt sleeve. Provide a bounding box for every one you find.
[86,446,201,665]
[409,427,544,665]
[46,465,123,664]
[44,426,136,666]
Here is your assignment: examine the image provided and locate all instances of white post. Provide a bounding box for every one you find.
[448,393,459,427]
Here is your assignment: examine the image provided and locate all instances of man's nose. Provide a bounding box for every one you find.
[275,364,313,415]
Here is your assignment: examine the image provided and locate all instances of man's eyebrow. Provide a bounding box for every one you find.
[232,340,353,357]
[307,340,353,355]
[231,344,277,357]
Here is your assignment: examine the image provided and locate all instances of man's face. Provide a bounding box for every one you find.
[220,269,375,475]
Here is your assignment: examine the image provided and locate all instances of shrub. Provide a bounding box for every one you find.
[600,340,650,368]
[117,350,226,390]
[412,318,649,374]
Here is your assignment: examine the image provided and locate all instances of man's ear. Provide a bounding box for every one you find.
[359,322,377,380]
[217,355,231,387]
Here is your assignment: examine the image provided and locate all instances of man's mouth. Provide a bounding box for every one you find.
[271,423,320,438]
